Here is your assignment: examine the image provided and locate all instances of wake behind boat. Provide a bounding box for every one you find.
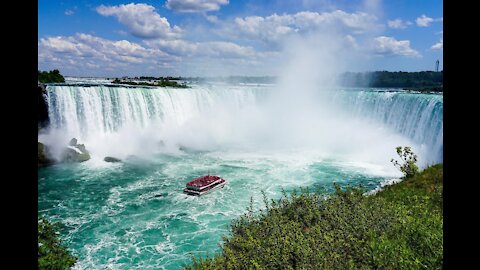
[183,175,226,196]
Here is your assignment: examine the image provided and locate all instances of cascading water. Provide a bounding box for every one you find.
[40,84,267,159]
[331,89,443,165]
[38,82,442,269]
[40,83,442,166]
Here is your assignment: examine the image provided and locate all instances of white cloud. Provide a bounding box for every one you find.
[142,38,277,76]
[38,32,265,76]
[387,18,412,29]
[416,14,434,27]
[373,36,421,58]
[64,9,75,16]
[145,39,257,59]
[344,35,359,49]
[64,6,77,16]
[96,3,182,39]
[229,10,380,45]
[431,39,443,50]
[38,33,176,74]
[166,0,229,13]
[205,15,219,23]
[431,30,443,50]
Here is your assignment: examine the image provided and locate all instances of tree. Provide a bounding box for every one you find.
[391,146,419,178]
[38,70,65,83]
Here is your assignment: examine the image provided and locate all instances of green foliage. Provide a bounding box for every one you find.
[111,78,189,88]
[186,165,443,269]
[391,146,419,179]
[38,69,65,83]
[340,71,443,91]
[38,217,77,269]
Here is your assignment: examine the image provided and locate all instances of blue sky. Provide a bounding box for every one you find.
[38,0,443,77]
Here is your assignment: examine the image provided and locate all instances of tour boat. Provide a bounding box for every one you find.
[183,175,226,196]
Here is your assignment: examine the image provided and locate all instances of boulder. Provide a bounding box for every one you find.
[38,142,55,167]
[61,138,91,162]
[68,138,78,146]
[104,156,122,163]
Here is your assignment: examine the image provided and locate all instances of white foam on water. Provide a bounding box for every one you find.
[364,178,403,196]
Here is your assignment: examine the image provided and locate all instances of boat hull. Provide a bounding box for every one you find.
[183,181,226,196]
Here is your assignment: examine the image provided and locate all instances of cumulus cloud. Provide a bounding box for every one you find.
[431,30,443,50]
[96,3,182,39]
[431,38,443,50]
[387,18,412,29]
[415,14,434,27]
[38,33,176,74]
[344,35,359,49]
[143,38,277,76]
[205,15,219,23]
[166,0,229,13]
[38,32,266,76]
[145,39,257,59]
[229,10,380,46]
[373,36,421,58]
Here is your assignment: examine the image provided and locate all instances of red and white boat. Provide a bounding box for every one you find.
[183,175,226,196]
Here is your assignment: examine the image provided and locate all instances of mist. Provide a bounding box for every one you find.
[39,0,439,173]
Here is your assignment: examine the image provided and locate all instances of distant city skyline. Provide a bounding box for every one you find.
[38,0,443,77]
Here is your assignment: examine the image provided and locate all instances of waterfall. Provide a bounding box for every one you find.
[40,84,442,165]
[45,85,261,137]
[331,90,443,164]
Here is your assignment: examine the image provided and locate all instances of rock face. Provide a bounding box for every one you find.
[61,138,91,162]
[104,156,122,163]
[38,83,49,129]
[68,138,77,146]
[38,142,55,167]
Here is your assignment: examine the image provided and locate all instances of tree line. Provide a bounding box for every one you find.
[38,69,65,83]
[339,71,443,90]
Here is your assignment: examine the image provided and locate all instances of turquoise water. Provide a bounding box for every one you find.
[38,82,442,269]
[39,150,389,269]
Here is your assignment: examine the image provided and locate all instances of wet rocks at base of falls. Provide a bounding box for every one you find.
[38,82,49,130]
[38,138,92,167]
[104,156,122,163]
[38,142,55,167]
[60,138,91,163]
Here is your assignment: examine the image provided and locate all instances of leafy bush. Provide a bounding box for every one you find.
[186,164,443,269]
[391,146,419,178]
[38,217,77,269]
[38,69,65,83]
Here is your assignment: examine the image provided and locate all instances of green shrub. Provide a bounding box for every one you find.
[38,217,77,269]
[391,146,419,178]
[186,165,443,269]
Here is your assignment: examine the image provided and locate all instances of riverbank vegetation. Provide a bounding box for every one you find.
[38,69,65,83]
[340,71,443,92]
[186,163,443,269]
[112,78,189,88]
[38,217,77,269]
